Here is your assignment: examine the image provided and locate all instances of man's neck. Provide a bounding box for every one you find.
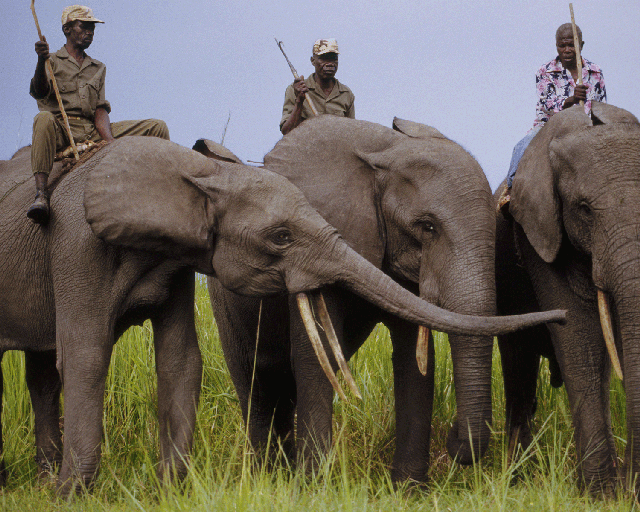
[315,74,336,97]
[64,43,86,66]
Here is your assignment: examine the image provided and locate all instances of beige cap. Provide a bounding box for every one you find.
[61,5,104,25]
[312,38,339,56]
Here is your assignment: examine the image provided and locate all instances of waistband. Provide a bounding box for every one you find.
[58,114,92,122]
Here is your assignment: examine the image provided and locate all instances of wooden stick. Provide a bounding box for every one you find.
[275,38,319,116]
[31,0,79,160]
[569,3,584,108]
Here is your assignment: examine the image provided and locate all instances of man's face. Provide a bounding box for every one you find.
[65,20,96,50]
[556,27,583,68]
[311,52,339,80]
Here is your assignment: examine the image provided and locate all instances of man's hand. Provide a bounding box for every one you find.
[35,37,49,61]
[563,84,588,109]
[293,76,309,105]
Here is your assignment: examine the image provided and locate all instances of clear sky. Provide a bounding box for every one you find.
[2,1,638,191]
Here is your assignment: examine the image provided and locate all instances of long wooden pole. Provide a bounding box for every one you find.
[275,38,319,116]
[569,3,584,108]
[31,0,79,160]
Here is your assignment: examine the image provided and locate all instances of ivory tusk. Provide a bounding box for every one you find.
[314,293,362,399]
[416,326,430,376]
[296,293,347,401]
[597,290,623,381]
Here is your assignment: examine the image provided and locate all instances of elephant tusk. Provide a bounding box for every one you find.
[314,293,362,400]
[416,326,429,376]
[597,290,623,381]
[296,293,347,401]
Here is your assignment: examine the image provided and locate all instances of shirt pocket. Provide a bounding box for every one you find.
[56,80,78,111]
[325,102,347,117]
[83,76,102,116]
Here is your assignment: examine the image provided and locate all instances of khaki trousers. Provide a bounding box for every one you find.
[31,111,170,175]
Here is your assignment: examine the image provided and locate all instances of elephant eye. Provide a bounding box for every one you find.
[418,221,435,234]
[578,201,592,216]
[270,228,294,246]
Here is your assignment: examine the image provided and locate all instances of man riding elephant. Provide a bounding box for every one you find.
[498,22,607,209]
[280,38,355,135]
[28,5,169,224]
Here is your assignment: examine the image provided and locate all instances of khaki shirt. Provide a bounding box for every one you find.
[280,73,355,130]
[30,46,111,121]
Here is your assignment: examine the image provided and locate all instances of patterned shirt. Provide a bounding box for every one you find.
[533,56,606,128]
[30,46,111,120]
[280,73,355,131]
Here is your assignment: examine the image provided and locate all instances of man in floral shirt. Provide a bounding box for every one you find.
[500,23,606,206]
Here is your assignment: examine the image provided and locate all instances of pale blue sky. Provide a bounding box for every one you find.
[2,0,638,190]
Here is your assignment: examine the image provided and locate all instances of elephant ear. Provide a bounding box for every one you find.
[392,117,448,140]
[84,136,222,273]
[264,116,388,266]
[192,139,243,164]
[590,102,639,126]
[510,106,592,263]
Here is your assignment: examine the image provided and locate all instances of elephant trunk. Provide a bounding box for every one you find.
[436,252,495,464]
[611,270,640,488]
[318,242,566,337]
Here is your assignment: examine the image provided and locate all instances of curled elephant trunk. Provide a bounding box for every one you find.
[333,244,566,336]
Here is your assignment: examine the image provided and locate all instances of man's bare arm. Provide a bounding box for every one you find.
[94,107,115,142]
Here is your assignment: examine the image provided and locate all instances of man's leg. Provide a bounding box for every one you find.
[28,112,65,224]
[90,119,170,142]
[506,126,542,188]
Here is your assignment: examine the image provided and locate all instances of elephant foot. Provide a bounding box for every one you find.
[35,455,60,487]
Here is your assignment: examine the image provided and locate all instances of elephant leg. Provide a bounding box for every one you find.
[151,271,202,484]
[210,280,295,462]
[25,350,62,479]
[0,351,5,487]
[289,293,339,473]
[55,324,113,497]
[386,318,434,484]
[498,330,542,464]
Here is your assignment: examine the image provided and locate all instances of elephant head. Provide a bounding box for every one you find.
[262,116,511,465]
[85,136,562,336]
[509,102,640,490]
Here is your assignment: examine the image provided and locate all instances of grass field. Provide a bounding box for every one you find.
[0,278,636,510]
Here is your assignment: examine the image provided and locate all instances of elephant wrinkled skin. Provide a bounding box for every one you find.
[208,116,566,484]
[496,102,640,497]
[0,135,561,496]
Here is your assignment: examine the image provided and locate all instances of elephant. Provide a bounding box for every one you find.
[495,102,640,496]
[207,115,566,485]
[0,135,563,496]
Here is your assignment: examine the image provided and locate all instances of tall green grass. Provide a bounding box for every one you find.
[0,278,635,510]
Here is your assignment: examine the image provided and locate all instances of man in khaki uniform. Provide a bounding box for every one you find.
[28,5,169,224]
[280,38,355,135]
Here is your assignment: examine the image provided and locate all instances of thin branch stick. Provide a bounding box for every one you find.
[569,3,584,108]
[31,0,79,160]
[275,38,319,116]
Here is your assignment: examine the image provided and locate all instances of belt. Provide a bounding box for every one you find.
[65,115,90,121]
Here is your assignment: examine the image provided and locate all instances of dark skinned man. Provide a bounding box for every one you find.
[28,5,169,224]
[280,38,355,135]
[499,23,606,209]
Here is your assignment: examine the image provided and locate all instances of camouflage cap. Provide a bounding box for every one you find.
[312,38,339,56]
[61,5,104,25]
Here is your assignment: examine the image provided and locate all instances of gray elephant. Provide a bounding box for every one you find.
[496,102,640,496]
[207,115,566,484]
[0,135,562,496]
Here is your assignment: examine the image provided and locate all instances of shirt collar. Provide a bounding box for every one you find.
[550,55,600,73]
[55,45,93,68]
[308,73,348,93]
